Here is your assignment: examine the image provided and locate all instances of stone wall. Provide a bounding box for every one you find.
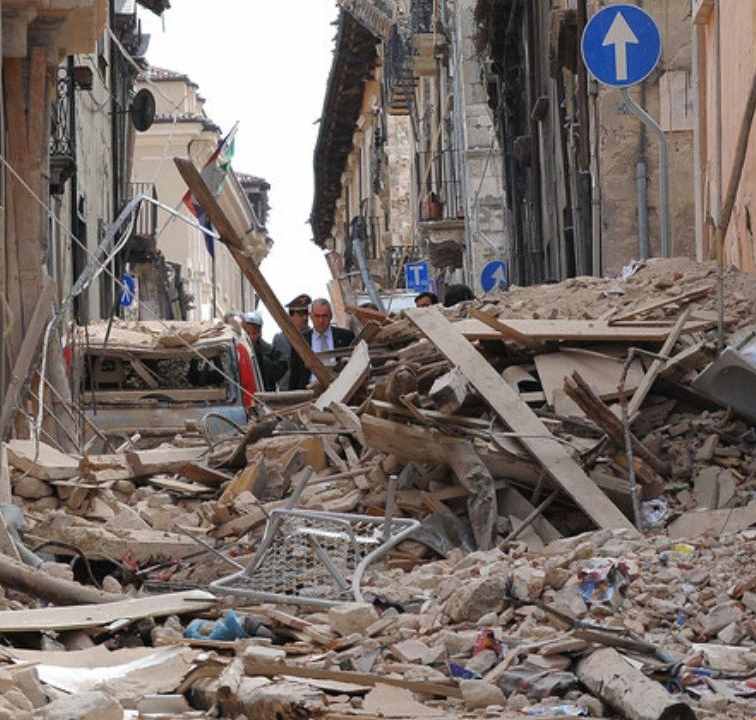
[592,0,695,275]
[450,0,508,291]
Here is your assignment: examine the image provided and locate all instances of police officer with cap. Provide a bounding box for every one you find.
[272,293,311,390]
[240,311,287,392]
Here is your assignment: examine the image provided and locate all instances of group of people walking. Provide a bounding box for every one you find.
[234,282,475,393]
[235,294,355,392]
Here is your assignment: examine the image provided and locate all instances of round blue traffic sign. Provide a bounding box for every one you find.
[480,260,509,293]
[581,4,661,88]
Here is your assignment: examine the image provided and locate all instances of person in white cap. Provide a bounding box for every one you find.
[240,311,286,391]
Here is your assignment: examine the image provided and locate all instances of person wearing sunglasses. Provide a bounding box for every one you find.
[288,298,355,390]
[272,294,311,391]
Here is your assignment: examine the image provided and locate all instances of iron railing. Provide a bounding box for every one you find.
[49,64,76,195]
[411,0,435,33]
[383,26,415,115]
[416,148,464,221]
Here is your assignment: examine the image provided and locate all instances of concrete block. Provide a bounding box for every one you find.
[37,691,123,720]
[460,680,507,710]
[327,602,380,637]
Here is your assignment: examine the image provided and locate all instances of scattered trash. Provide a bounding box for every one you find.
[184,610,273,642]
[526,704,588,717]
[641,497,669,528]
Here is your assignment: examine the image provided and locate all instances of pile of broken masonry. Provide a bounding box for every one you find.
[1,257,756,719]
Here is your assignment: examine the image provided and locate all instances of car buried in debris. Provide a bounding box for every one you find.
[68,320,261,447]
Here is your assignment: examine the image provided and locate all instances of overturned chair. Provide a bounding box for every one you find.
[210,472,419,607]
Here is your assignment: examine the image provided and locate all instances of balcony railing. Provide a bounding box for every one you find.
[416,148,465,222]
[411,0,435,33]
[383,26,416,115]
[49,65,76,195]
[129,182,158,239]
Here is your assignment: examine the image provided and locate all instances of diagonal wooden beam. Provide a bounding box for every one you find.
[174,158,333,388]
[406,308,637,535]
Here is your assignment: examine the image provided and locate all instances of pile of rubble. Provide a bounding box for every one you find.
[0,258,755,719]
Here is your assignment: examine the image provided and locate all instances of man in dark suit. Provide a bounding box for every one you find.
[288,298,355,390]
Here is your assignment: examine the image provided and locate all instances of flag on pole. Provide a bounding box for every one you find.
[181,122,239,256]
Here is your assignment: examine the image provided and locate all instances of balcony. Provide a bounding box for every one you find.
[126,182,158,258]
[383,26,416,116]
[49,66,76,195]
[417,148,464,222]
[411,0,435,33]
[416,148,466,270]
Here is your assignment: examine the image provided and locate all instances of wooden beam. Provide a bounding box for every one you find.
[0,443,11,505]
[610,285,713,323]
[173,158,333,387]
[477,317,709,344]
[0,277,57,439]
[626,308,691,420]
[242,659,462,699]
[314,341,370,411]
[405,309,637,534]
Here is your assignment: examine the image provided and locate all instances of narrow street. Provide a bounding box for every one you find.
[0,2,755,719]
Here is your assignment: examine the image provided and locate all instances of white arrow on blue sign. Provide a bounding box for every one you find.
[405,261,430,293]
[480,260,508,293]
[581,4,661,88]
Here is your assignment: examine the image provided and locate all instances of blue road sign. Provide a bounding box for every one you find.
[405,261,430,293]
[581,4,661,88]
[480,260,508,293]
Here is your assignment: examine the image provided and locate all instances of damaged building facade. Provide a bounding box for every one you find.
[474,0,696,283]
[314,0,755,296]
[312,0,508,300]
[130,67,272,322]
[0,0,169,447]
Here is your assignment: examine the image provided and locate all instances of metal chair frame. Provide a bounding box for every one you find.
[210,508,419,608]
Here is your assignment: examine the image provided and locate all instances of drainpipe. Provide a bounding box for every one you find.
[636,161,649,259]
[713,1,723,236]
[589,78,601,276]
[350,216,385,312]
[692,19,705,261]
[636,79,649,260]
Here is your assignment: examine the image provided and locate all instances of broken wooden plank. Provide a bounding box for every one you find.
[6,440,79,480]
[445,440,497,551]
[83,388,227,404]
[535,349,644,406]
[0,590,217,633]
[626,308,692,420]
[177,462,234,487]
[0,277,57,439]
[147,476,214,496]
[314,341,370,411]
[0,443,11,505]
[0,553,124,609]
[242,659,462,699]
[485,317,707,344]
[405,308,637,534]
[174,157,333,388]
[563,372,669,484]
[129,358,160,389]
[610,284,713,323]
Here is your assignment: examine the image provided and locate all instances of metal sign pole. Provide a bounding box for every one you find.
[621,88,671,257]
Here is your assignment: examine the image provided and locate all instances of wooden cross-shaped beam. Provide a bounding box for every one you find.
[174,158,333,388]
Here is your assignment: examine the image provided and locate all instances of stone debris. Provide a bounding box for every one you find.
[0,259,755,718]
